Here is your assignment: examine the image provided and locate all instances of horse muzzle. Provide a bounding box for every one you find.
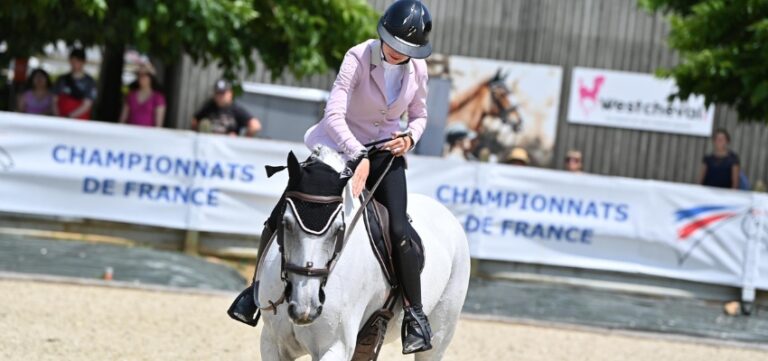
[287,302,323,325]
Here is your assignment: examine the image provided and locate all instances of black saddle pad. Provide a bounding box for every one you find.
[360,190,424,286]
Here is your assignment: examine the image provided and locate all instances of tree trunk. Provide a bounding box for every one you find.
[94,42,125,122]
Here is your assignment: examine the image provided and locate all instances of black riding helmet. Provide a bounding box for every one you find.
[377,0,433,59]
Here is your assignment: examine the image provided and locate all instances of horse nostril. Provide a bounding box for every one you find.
[288,303,297,319]
[316,305,323,316]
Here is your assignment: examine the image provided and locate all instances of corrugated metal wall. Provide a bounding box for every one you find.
[172,0,768,186]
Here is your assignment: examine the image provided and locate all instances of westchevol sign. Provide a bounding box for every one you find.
[567,67,715,136]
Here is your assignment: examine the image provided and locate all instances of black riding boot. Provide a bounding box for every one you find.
[395,236,432,354]
[227,224,274,327]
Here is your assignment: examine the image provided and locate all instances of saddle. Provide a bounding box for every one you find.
[359,189,425,286]
[352,190,424,361]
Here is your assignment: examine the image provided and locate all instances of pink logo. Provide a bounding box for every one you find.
[578,75,605,115]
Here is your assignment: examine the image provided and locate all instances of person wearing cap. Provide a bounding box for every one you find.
[119,63,166,127]
[445,122,477,161]
[229,0,435,354]
[565,150,583,172]
[503,147,530,166]
[53,47,97,120]
[191,79,261,136]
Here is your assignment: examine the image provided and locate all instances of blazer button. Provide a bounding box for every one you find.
[380,110,386,115]
[374,121,380,127]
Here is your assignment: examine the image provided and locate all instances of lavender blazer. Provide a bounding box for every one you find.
[304,39,428,159]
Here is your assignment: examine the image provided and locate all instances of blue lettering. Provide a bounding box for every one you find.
[616,204,629,222]
[529,223,544,238]
[504,192,517,208]
[567,199,583,216]
[520,193,529,210]
[102,178,115,195]
[207,188,220,206]
[210,163,225,179]
[227,163,239,180]
[105,151,124,168]
[143,154,154,172]
[175,159,191,177]
[52,145,67,163]
[486,191,503,207]
[191,188,206,206]
[156,156,172,174]
[87,149,103,166]
[565,227,582,243]
[531,195,547,212]
[83,177,100,193]
[436,185,451,204]
[70,147,86,164]
[584,202,599,218]
[601,202,613,220]
[514,221,528,237]
[138,183,153,199]
[549,197,564,214]
[194,161,209,178]
[547,224,564,240]
[470,189,484,206]
[127,153,142,170]
[581,229,593,244]
[124,181,137,196]
[453,187,468,204]
[241,165,255,183]
[156,185,171,201]
[501,220,515,235]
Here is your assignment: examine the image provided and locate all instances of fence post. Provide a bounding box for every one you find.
[740,195,766,315]
[184,230,200,256]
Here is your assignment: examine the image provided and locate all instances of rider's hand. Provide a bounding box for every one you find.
[351,158,370,198]
[384,133,412,157]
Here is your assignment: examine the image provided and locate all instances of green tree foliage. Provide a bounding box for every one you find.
[641,0,768,121]
[1,0,378,78]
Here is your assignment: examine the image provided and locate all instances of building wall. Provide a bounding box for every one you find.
[171,0,768,186]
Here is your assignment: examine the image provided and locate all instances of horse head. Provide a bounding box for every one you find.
[276,147,355,325]
[487,69,522,131]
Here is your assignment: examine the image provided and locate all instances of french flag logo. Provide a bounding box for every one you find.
[675,205,740,241]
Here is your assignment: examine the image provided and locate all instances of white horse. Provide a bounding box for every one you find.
[256,146,471,361]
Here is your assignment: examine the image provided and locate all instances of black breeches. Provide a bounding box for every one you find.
[367,152,423,307]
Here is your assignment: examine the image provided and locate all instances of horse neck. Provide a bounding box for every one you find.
[448,83,491,131]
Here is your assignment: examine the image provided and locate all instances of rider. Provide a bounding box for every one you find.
[229,0,434,354]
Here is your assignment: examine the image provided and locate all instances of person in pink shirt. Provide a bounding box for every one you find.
[17,68,55,116]
[119,63,166,127]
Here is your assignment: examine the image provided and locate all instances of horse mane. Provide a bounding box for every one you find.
[310,145,346,174]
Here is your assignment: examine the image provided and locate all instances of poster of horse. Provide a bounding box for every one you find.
[444,56,563,166]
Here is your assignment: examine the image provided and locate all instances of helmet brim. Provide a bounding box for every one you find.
[377,21,433,59]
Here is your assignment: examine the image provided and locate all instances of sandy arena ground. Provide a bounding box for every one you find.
[1,279,765,361]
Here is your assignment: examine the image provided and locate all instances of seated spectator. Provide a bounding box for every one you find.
[53,47,97,120]
[699,128,739,189]
[503,147,529,166]
[444,122,477,161]
[119,63,166,127]
[565,150,583,172]
[17,68,54,115]
[192,80,261,137]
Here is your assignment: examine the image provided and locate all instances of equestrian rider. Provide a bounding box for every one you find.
[229,0,434,354]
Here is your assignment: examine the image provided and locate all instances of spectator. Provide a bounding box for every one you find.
[17,68,54,115]
[119,63,166,127]
[503,147,529,166]
[444,122,476,161]
[565,150,583,172]
[53,47,97,120]
[699,128,740,189]
[191,79,261,137]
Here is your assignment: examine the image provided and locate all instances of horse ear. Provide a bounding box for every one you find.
[287,151,302,180]
[492,68,502,82]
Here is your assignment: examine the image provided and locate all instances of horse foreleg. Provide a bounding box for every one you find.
[260,328,295,361]
[313,342,353,361]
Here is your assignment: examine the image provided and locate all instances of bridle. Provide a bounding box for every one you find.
[259,153,397,315]
[488,80,522,132]
[278,191,346,283]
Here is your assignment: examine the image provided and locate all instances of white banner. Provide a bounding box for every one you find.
[1,112,765,290]
[0,112,307,234]
[567,67,715,136]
